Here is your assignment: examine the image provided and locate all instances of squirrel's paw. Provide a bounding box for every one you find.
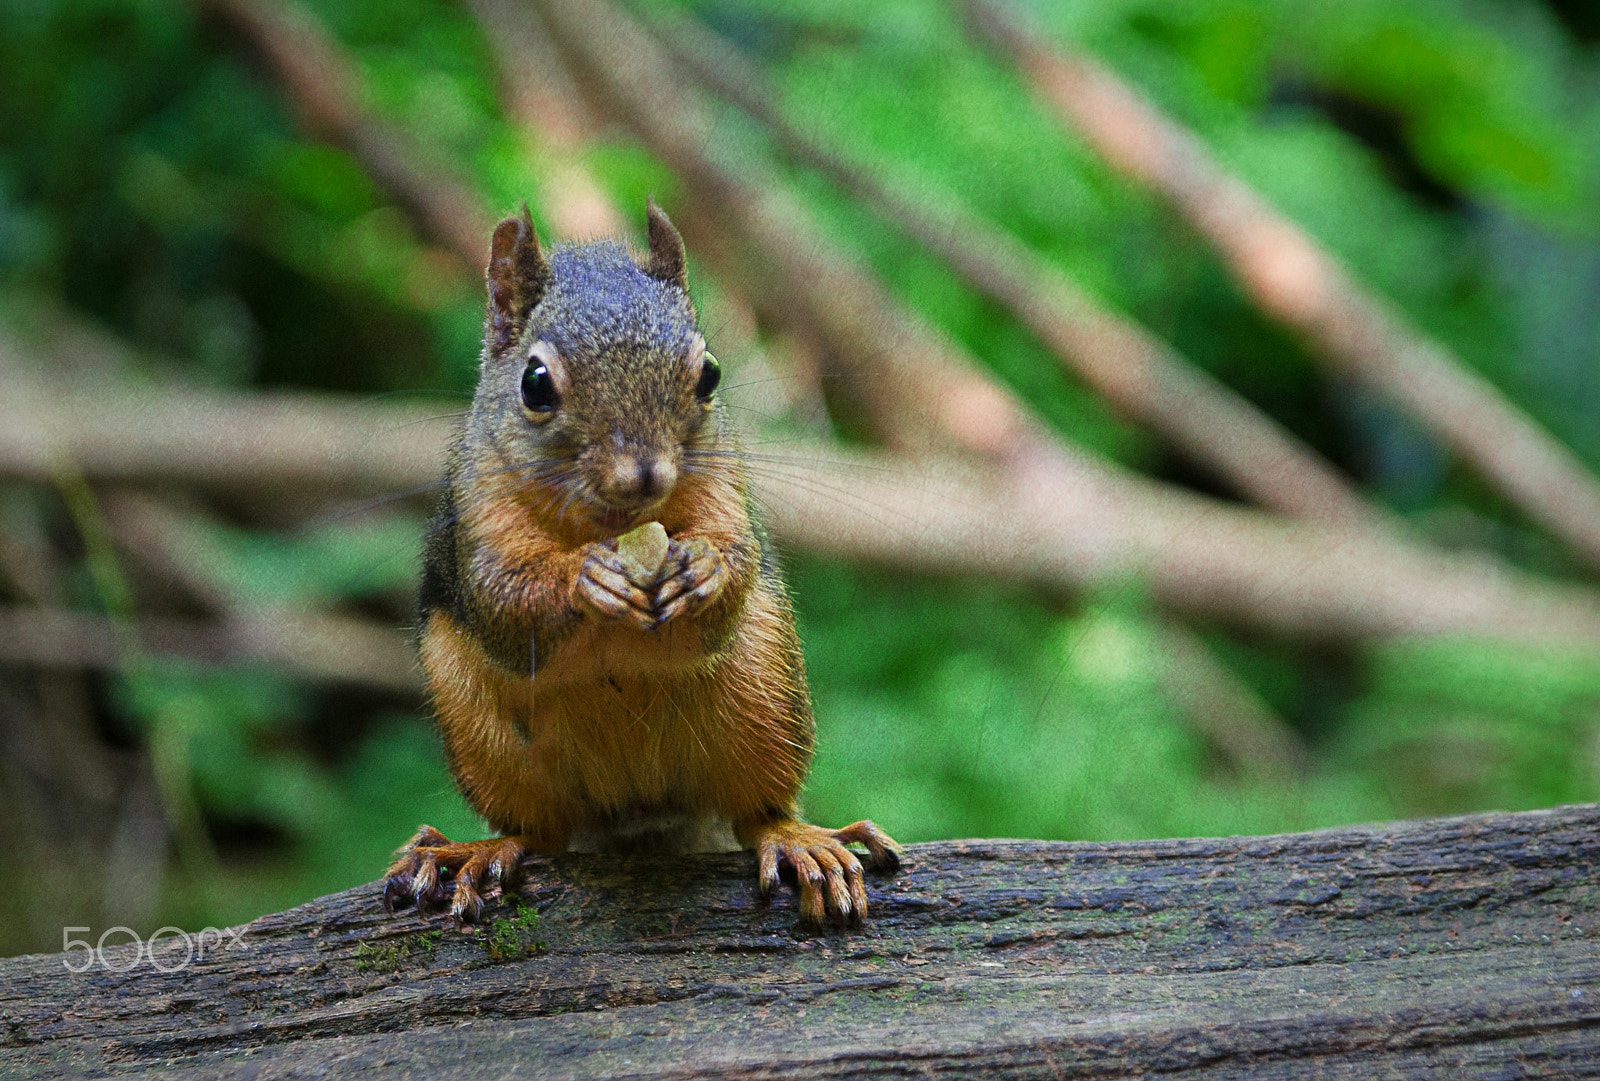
[382,826,525,924]
[651,537,726,625]
[747,819,903,928]
[575,543,657,632]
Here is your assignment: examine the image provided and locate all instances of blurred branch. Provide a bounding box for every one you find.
[0,604,419,694]
[755,446,1600,649]
[203,0,492,269]
[103,486,419,662]
[1,379,420,699]
[462,0,626,240]
[963,0,1600,574]
[0,324,455,493]
[639,5,1378,528]
[533,0,1051,459]
[3,330,1598,651]
[106,490,256,613]
[1154,621,1304,782]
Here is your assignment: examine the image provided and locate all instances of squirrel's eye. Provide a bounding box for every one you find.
[694,353,721,401]
[521,362,560,415]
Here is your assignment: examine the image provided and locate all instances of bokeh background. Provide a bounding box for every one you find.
[2,0,1599,957]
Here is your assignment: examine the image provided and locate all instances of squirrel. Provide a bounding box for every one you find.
[382,199,900,928]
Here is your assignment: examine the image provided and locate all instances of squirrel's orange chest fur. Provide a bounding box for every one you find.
[424,476,811,851]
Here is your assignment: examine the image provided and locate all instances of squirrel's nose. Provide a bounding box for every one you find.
[635,457,677,501]
[599,453,677,507]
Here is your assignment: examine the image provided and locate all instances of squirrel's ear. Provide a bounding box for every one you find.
[485,203,550,355]
[644,196,687,292]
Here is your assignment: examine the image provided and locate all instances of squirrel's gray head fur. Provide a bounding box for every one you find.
[467,200,726,530]
[481,197,692,361]
[529,241,696,364]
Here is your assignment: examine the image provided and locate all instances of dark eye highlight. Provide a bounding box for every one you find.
[695,353,721,401]
[521,362,559,414]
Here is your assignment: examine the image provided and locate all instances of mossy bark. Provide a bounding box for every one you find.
[2,805,1596,1078]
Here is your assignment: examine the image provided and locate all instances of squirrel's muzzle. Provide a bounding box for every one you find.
[596,451,678,512]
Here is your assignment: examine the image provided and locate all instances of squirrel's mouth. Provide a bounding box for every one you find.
[592,506,643,534]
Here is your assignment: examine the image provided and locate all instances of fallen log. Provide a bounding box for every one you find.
[2,804,1595,1077]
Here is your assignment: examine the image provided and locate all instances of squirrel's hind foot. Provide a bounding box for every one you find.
[742,819,903,929]
[383,826,526,924]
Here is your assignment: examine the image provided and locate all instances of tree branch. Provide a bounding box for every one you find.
[204,0,492,268]
[4,328,1600,651]
[639,5,1378,528]
[754,445,1600,648]
[963,0,1600,573]
[461,0,627,241]
[2,805,1595,1076]
[0,603,418,694]
[0,326,453,494]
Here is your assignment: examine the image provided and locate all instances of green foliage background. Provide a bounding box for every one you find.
[0,0,1598,952]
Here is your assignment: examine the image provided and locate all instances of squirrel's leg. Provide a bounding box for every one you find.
[734,817,902,928]
[383,827,541,924]
[406,611,575,923]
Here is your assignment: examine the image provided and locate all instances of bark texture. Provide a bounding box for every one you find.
[1,804,1596,1078]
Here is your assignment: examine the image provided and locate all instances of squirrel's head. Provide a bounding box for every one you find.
[469,200,725,535]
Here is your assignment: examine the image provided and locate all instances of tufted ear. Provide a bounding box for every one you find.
[485,203,550,356]
[643,196,687,292]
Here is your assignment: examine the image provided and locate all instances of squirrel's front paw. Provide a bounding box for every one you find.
[651,537,726,625]
[574,542,658,632]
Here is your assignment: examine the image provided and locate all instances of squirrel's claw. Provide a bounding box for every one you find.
[651,538,726,625]
[746,819,901,929]
[829,819,904,873]
[577,536,726,629]
[575,544,657,630]
[383,825,449,911]
[382,827,527,923]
